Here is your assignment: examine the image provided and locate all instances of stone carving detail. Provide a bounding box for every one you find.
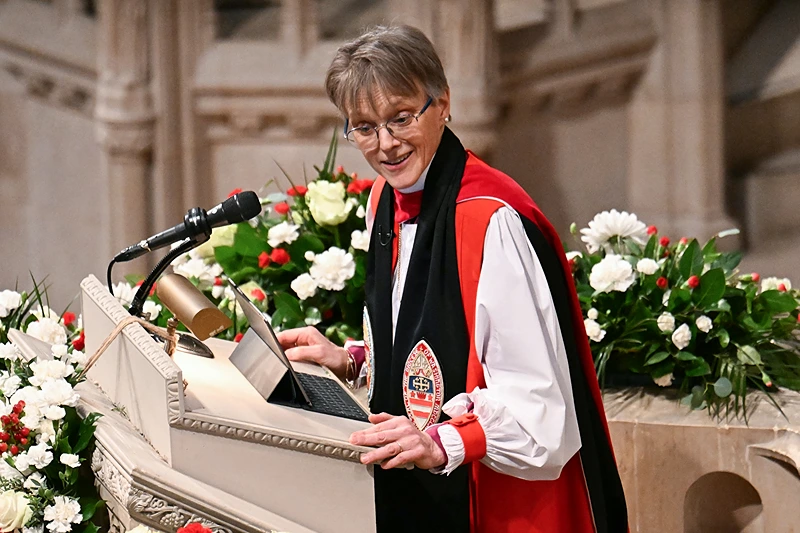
[3,62,95,116]
[92,447,132,505]
[129,488,253,533]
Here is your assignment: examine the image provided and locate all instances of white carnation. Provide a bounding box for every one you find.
[580,209,648,253]
[50,345,68,359]
[657,312,675,332]
[761,277,792,292]
[67,350,87,368]
[304,251,316,261]
[113,282,137,307]
[587,308,599,320]
[267,221,300,248]
[142,300,162,321]
[44,405,66,421]
[584,319,606,342]
[0,344,19,361]
[589,254,636,293]
[23,472,45,491]
[59,453,80,469]
[350,230,370,251]
[290,274,318,301]
[29,360,74,387]
[25,318,68,346]
[636,258,659,276]
[0,373,21,397]
[565,251,583,261]
[309,247,356,291]
[36,420,55,445]
[43,495,82,533]
[0,459,22,481]
[15,441,53,471]
[672,323,692,350]
[0,290,22,318]
[39,379,79,407]
[20,404,43,431]
[695,315,713,333]
[173,258,222,291]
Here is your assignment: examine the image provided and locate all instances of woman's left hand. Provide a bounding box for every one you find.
[350,413,446,470]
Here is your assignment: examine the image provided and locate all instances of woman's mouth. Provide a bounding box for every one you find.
[383,152,412,168]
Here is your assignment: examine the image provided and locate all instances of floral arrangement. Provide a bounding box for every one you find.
[568,209,800,413]
[127,522,212,533]
[0,282,103,532]
[119,135,373,346]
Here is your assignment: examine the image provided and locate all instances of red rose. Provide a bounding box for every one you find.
[251,289,266,302]
[177,523,213,533]
[752,272,761,283]
[214,277,223,286]
[347,179,375,194]
[62,312,76,327]
[274,202,290,215]
[647,225,658,235]
[228,188,243,198]
[656,277,668,289]
[72,331,85,352]
[778,283,787,292]
[270,248,291,265]
[287,185,308,197]
[233,332,244,343]
[336,165,345,174]
[258,251,271,269]
[687,275,700,289]
[679,237,689,245]
[659,236,670,247]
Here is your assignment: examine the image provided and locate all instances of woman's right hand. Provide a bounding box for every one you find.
[276,326,350,381]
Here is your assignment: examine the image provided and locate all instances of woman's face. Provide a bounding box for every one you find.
[347,87,450,191]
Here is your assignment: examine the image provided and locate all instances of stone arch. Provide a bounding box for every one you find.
[684,472,763,533]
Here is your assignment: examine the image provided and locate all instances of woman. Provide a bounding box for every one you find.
[277,25,627,533]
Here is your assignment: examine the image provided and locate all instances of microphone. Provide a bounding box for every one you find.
[114,191,262,262]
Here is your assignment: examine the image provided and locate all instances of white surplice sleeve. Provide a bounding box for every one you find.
[435,206,582,481]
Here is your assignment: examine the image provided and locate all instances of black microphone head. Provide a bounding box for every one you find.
[216,191,262,224]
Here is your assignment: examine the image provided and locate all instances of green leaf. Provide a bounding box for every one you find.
[694,268,726,308]
[644,234,657,258]
[80,497,105,521]
[233,223,269,258]
[74,413,101,453]
[714,377,733,398]
[678,240,703,279]
[690,385,706,409]
[715,328,730,348]
[645,351,670,366]
[758,290,799,313]
[79,524,100,533]
[711,251,743,272]
[272,291,305,322]
[668,288,691,312]
[685,358,712,377]
[676,351,697,361]
[737,345,763,366]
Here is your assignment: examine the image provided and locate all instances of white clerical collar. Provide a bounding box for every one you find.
[397,155,434,194]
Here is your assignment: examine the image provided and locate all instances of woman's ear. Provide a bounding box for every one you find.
[437,88,451,124]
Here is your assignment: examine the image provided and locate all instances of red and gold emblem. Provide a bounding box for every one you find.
[402,340,444,430]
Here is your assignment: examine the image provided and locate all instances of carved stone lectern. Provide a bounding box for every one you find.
[72,274,376,533]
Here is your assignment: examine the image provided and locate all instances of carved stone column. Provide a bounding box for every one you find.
[95,0,155,276]
[628,0,736,242]
[281,0,319,59]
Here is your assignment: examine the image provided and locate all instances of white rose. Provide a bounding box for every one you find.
[39,379,79,407]
[29,360,74,387]
[25,318,68,346]
[0,343,19,361]
[589,254,636,293]
[309,247,356,291]
[142,300,162,322]
[587,308,599,320]
[695,315,713,333]
[113,282,137,307]
[761,277,792,291]
[672,323,692,350]
[50,345,68,359]
[193,225,238,259]
[0,491,32,531]
[583,319,606,343]
[635,258,659,276]
[59,453,80,469]
[350,230,370,251]
[657,312,675,333]
[43,496,82,532]
[0,291,22,318]
[662,290,671,307]
[290,274,318,301]
[267,221,300,248]
[45,405,66,421]
[306,181,353,226]
[653,373,674,387]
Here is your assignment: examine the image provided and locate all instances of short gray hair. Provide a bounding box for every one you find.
[325,25,449,116]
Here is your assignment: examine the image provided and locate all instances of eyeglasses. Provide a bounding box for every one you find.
[343,96,433,150]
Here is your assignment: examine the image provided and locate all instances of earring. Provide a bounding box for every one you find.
[444,115,451,123]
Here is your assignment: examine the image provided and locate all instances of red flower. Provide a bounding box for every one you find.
[62,312,76,327]
[214,277,223,286]
[178,524,213,533]
[258,251,271,269]
[687,275,700,289]
[568,258,577,270]
[679,237,689,245]
[656,277,668,289]
[752,272,761,283]
[287,185,308,197]
[72,331,85,352]
[323,309,334,320]
[347,179,375,194]
[778,283,787,292]
[659,236,670,247]
[233,332,244,343]
[270,248,291,265]
[647,225,658,235]
[335,165,345,174]
[228,188,243,198]
[251,289,266,302]
[274,202,290,215]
